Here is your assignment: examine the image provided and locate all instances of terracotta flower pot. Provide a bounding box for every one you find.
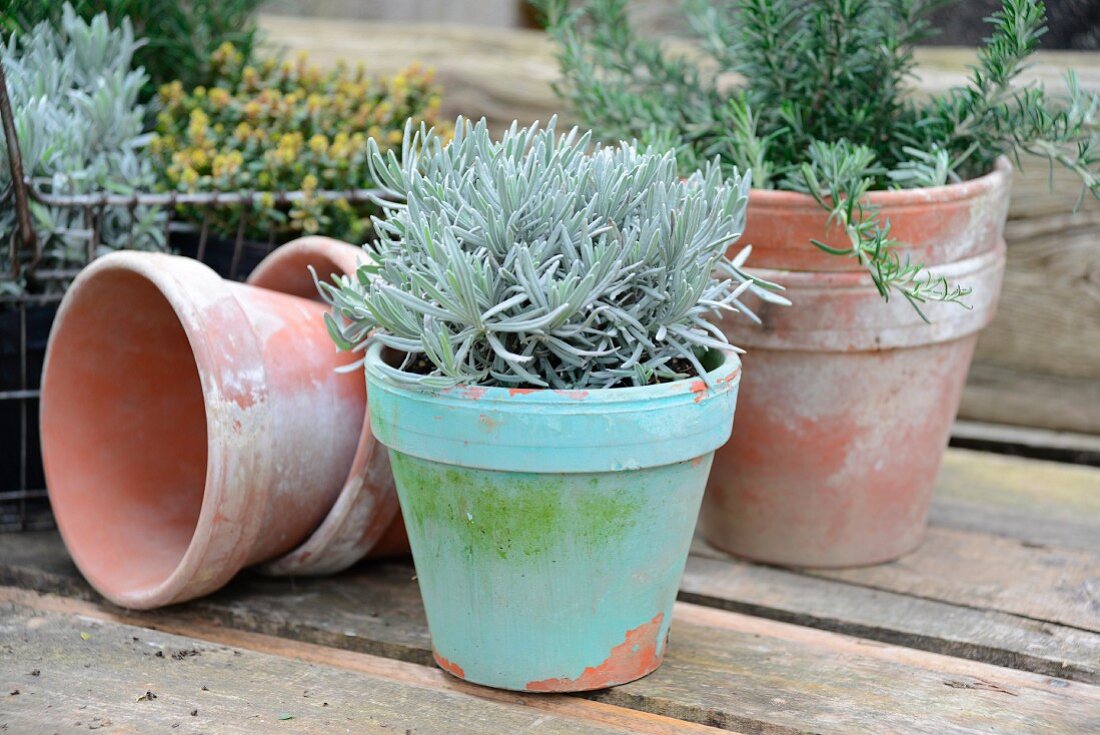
[703,159,1012,567]
[41,248,368,608]
[247,237,405,575]
[366,344,742,691]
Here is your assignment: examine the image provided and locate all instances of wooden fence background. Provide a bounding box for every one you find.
[258,14,1100,435]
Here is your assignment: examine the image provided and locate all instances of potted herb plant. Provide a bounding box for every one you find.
[317,117,784,691]
[541,0,1100,566]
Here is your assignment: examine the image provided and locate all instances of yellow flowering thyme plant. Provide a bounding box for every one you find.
[151,43,447,242]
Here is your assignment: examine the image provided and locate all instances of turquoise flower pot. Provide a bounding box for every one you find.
[364,344,741,692]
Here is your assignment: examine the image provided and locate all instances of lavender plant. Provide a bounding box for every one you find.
[1,4,165,299]
[317,117,787,389]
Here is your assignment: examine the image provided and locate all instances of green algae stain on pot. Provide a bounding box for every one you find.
[390,451,644,561]
[387,447,715,691]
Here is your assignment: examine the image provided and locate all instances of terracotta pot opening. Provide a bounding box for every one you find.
[247,238,361,300]
[42,268,208,600]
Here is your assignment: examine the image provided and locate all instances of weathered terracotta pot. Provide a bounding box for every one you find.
[247,237,404,575]
[41,249,366,608]
[366,344,742,691]
[703,159,1012,567]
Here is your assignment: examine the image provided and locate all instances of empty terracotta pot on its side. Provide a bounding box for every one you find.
[41,249,367,608]
[248,237,406,575]
[704,158,1012,567]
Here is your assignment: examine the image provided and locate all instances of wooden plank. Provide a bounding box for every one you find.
[678,449,1100,682]
[679,554,1100,684]
[4,446,1100,684]
[684,444,1100,674]
[950,420,1100,466]
[690,522,1100,637]
[971,210,1100,382]
[617,603,1100,735]
[959,363,1100,436]
[4,446,1098,680]
[932,448,1100,552]
[0,531,437,664]
[0,588,726,735]
[804,526,1099,633]
[4,586,1098,735]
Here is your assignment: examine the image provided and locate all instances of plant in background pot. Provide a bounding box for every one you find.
[317,117,785,691]
[541,0,1100,566]
[150,44,446,255]
[1,4,166,300]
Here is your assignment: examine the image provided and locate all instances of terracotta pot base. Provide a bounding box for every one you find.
[702,337,977,568]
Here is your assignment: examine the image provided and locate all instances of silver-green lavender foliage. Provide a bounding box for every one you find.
[1,4,165,299]
[318,117,787,389]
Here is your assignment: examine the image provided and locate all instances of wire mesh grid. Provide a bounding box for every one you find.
[1,65,381,531]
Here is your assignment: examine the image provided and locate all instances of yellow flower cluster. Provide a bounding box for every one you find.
[151,43,447,241]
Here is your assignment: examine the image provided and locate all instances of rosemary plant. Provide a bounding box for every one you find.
[539,0,1100,315]
[318,117,787,389]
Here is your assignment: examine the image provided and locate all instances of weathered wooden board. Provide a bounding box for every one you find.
[0,589,724,735]
[691,449,1100,637]
[967,211,1100,435]
[681,448,1100,682]
[931,448,1100,551]
[950,420,1100,466]
[806,526,1099,632]
[959,364,1100,436]
[256,14,1100,435]
[679,553,1100,684]
[2,543,1098,731]
[3,584,1098,735]
[802,450,1100,633]
[2,448,1098,687]
[265,0,527,27]
[631,603,1100,735]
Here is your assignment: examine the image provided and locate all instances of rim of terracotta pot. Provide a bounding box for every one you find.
[364,344,742,474]
[722,241,1006,351]
[42,252,272,608]
[248,237,402,576]
[747,156,1012,212]
[739,157,1013,271]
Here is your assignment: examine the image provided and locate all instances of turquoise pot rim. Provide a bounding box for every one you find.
[364,343,742,473]
[364,342,741,406]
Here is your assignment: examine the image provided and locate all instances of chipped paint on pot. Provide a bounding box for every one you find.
[703,159,1013,568]
[365,343,741,691]
[41,251,364,609]
[249,237,403,576]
